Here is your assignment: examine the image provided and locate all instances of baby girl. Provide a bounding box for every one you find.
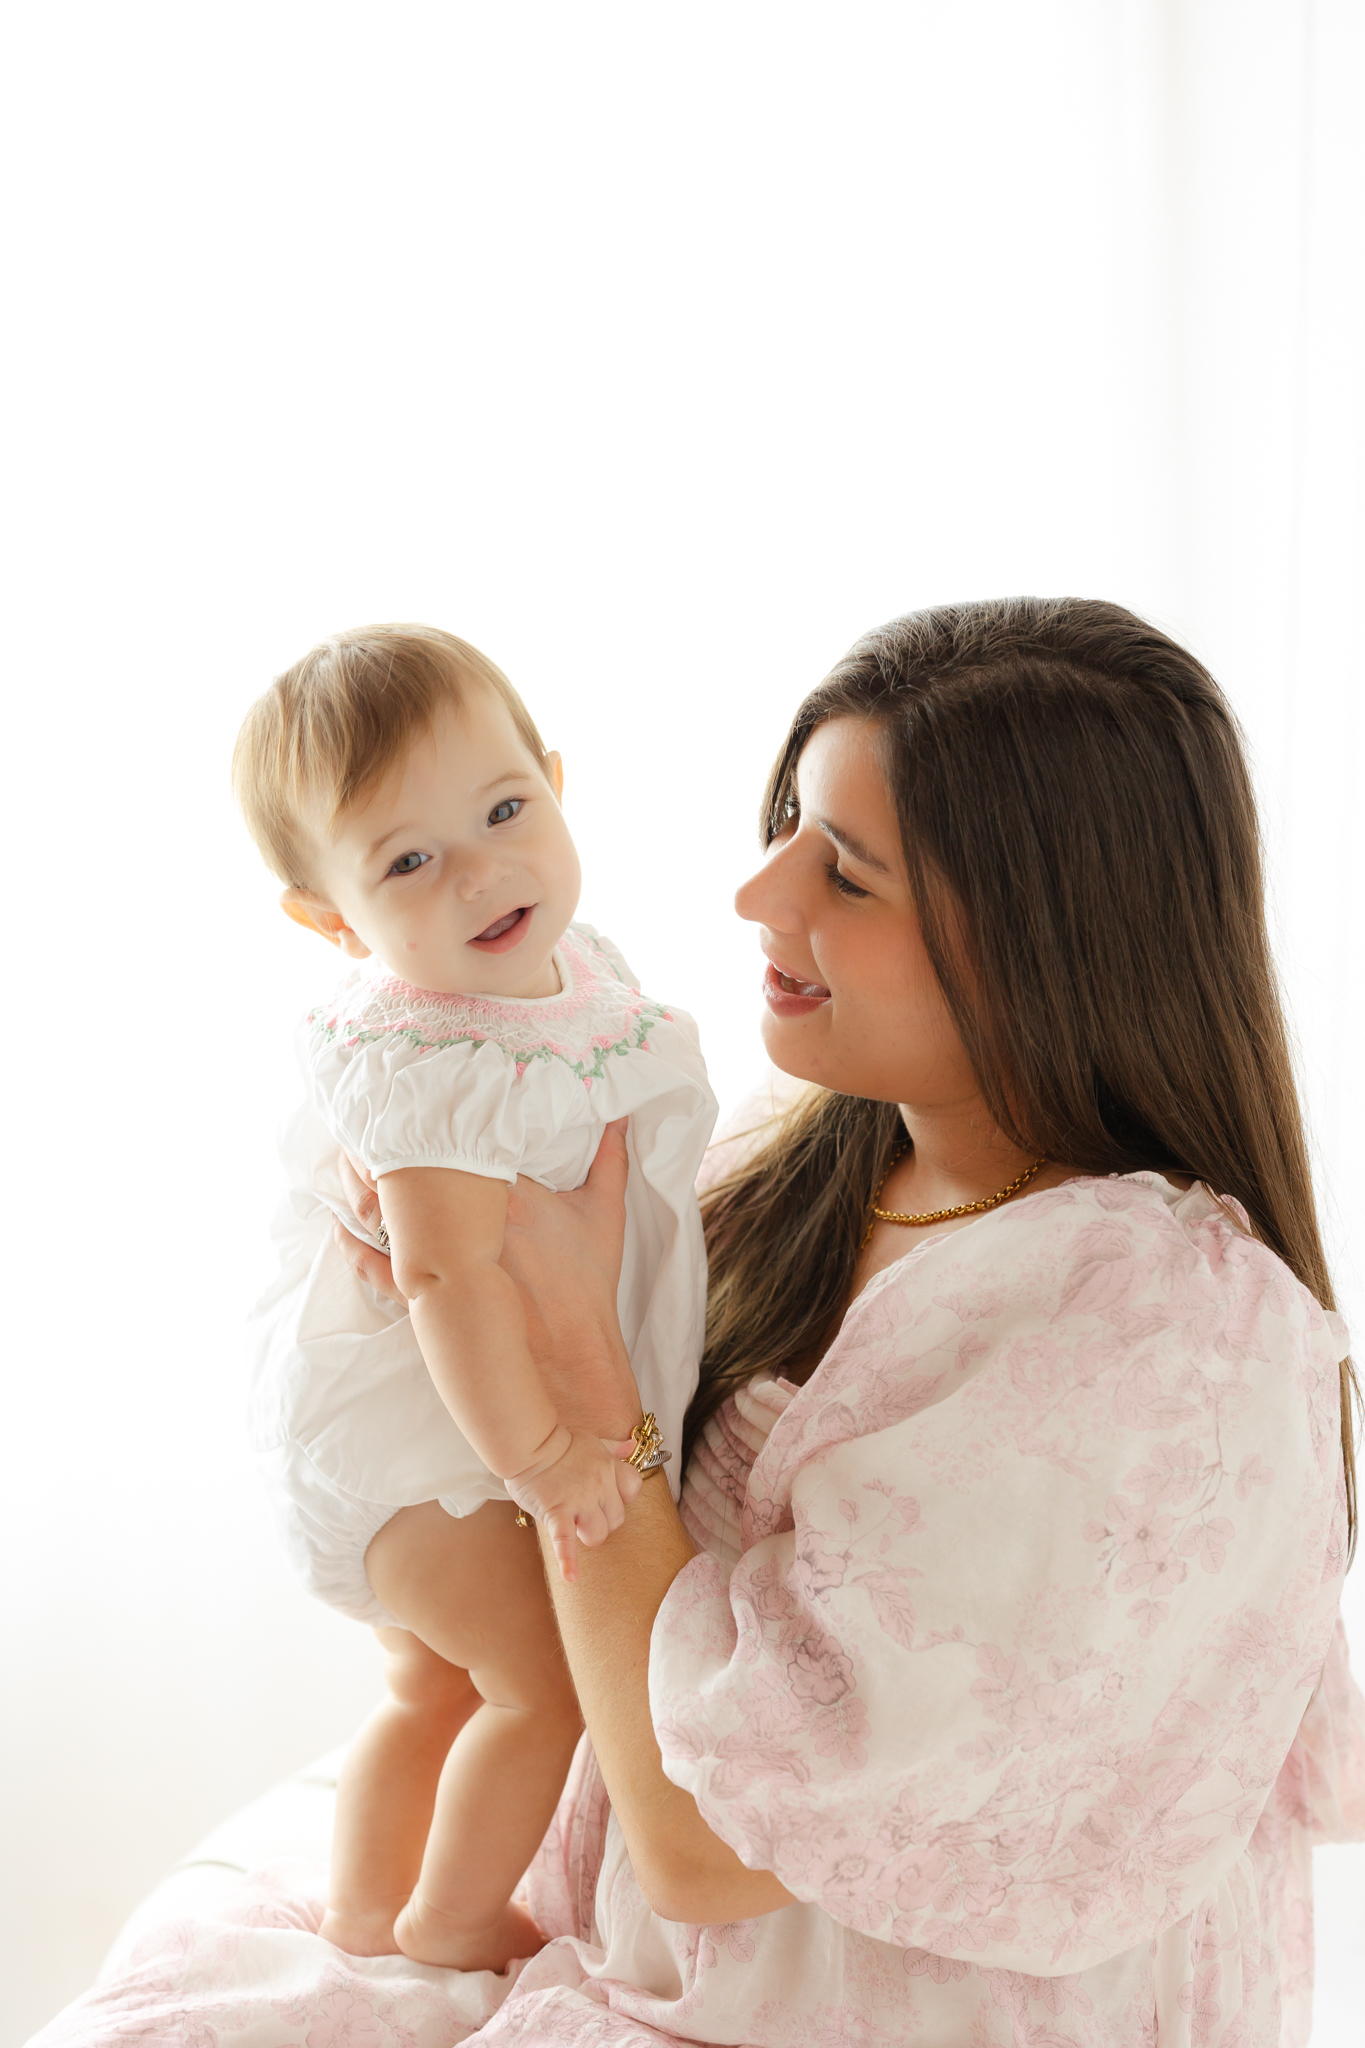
[234,625,715,1970]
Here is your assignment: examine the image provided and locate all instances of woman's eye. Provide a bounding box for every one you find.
[488,798,524,826]
[829,865,870,899]
[387,851,429,876]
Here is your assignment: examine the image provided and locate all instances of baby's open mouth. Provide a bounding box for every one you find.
[470,906,531,946]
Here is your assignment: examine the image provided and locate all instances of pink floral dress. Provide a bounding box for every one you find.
[35,1173,1365,2048]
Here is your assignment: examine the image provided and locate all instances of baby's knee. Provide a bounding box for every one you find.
[474,1635,582,1735]
[378,1628,478,1721]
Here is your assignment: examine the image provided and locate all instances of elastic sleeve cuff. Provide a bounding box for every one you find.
[366,1155,519,1184]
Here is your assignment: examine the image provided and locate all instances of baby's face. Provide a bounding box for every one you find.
[293,687,581,998]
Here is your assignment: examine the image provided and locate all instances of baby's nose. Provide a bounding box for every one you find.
[454,852,506,897]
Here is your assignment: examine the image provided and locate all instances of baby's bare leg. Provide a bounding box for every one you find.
[320,1626,479,1956]
[366,1498,583,1973]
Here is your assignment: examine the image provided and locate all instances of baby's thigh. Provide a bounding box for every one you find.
[366,1500,577,1717]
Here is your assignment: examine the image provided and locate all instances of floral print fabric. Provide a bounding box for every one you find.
[645,1172,1365,2042]
[33,1173,1365,2047]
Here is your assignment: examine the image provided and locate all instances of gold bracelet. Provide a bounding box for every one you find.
[628,1412,672,1479]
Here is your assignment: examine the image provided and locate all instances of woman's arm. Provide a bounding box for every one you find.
[502,1126,796,1923]
[539,1480,796,1925]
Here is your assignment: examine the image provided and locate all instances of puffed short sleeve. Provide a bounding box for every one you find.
[299,976,534,1183]
[650,1175,1356,1975]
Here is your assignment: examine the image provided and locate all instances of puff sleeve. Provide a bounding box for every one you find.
[303,1012,532,1184]
[649,1176,1358,1976]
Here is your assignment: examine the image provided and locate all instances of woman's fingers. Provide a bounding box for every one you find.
[338,1150,382,1230]
[331,1215,406,1303]
[333,1152,404,1299]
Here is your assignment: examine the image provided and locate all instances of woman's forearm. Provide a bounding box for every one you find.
[541,1476,796,1925]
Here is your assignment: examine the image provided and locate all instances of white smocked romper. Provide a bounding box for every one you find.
[248,924,717,1626]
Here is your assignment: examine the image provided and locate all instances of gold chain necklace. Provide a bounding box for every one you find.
[863,1142,1047,1247]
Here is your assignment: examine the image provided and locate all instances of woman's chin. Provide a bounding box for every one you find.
[758,1007,830,1082]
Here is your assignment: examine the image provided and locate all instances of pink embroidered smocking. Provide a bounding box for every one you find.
[306,925,668,1083]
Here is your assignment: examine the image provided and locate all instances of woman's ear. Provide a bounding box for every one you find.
[544,751,565,802]
[280,889,372,959]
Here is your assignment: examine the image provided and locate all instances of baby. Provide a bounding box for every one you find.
[234,625,716,1970]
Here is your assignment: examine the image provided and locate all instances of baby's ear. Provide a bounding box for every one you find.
[544,750,565,801]
[280,889,371,959]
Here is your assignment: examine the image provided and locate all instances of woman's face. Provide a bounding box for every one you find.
[734,716,978,1107]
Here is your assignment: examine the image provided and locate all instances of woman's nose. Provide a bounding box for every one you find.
[733,867,766,924]
[734,837,798,930]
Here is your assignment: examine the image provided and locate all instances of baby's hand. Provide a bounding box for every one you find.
[505,1429,643,1582]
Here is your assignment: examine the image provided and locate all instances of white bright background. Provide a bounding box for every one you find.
[4,3,1363,2042]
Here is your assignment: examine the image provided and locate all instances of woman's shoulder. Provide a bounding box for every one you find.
[753,1168,1349,1516]
[867,1167,1346,1354]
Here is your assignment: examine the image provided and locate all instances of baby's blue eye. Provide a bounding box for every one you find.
[388,851,429,876]
[488,798,524,826]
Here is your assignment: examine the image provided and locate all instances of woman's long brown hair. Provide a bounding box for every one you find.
[693,597,1357,1557]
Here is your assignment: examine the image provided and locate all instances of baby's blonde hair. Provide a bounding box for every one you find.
[233,624,548,886]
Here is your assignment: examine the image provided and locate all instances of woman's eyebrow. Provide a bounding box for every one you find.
[814,816,891,874]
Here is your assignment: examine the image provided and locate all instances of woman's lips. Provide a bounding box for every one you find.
[468,905,533,952]
[762,959,831,1016]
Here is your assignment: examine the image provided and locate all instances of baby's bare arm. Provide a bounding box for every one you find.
[380,1167,560,1478]
[377,1167,638,1577]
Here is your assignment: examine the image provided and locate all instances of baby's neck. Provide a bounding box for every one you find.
[378,948,564,1002]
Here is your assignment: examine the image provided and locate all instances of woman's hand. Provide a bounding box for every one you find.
[501,1121,638,1438]
[333,1153,406,1302]
[332,1125,639,1437]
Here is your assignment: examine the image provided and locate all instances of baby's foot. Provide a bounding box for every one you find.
[318,1903,403,1956]
[394,1892,545,1973]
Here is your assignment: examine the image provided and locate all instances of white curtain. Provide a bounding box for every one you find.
[1131,15,1365,2019]
[3,5,1361,2040]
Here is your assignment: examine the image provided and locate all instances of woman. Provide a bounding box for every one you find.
[41,599,1365,2047]
[347,598,1364,2044]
